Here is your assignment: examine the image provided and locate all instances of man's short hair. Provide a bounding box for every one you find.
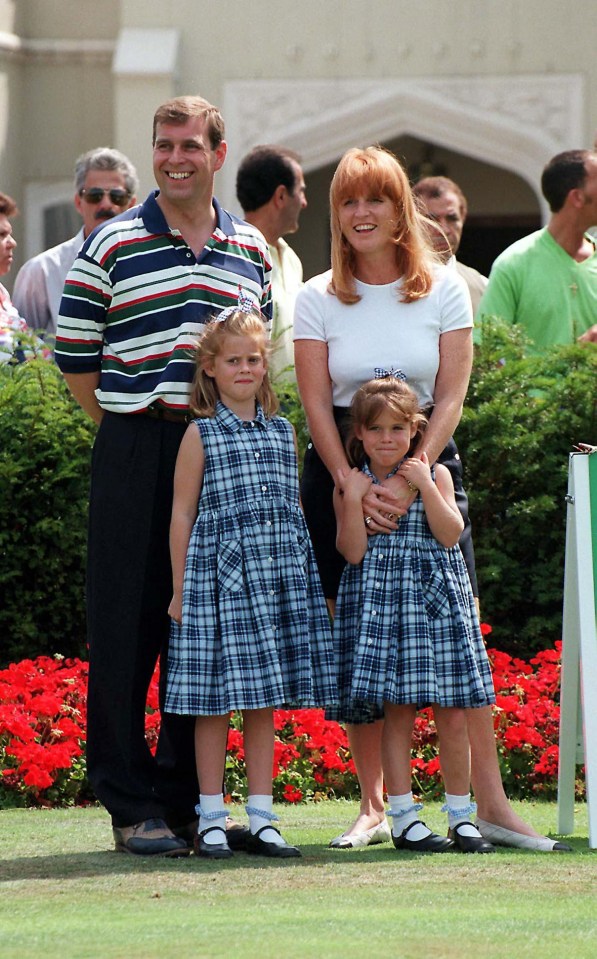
[541,150,595,212]
[236,145,301,213]
[412,175,468,219]
[0,192,18,217]
[152,95,225,150]
[74,147,139,196]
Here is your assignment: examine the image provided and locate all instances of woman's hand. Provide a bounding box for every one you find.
[361,478,410,534]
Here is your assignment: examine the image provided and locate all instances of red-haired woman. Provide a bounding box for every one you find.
[294,146,569,853]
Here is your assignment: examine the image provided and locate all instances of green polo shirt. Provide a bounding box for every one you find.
[475,228,597,351]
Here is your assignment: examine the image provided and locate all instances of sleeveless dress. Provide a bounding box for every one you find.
[165,401,336,716]
[332,464,495,723]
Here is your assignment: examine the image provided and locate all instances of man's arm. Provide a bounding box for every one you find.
[62,372,103,424]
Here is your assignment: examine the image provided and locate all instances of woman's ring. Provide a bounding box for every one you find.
[364,515,372,527]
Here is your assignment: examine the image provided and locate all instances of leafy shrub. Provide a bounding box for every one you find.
[1,326,594,664]
[0,360,96,665]
[456,320,597,656]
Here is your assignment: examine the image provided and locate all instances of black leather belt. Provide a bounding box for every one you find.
[144,405,191,424]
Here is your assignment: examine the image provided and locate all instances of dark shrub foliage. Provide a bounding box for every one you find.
[456,320,596,656]
[0,360,96,665]
[1,324,595,664]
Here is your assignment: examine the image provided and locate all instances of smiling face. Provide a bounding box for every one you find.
[0,214,17,276]
[152,115,227,211]
[355,409,417,479]
[337,192,397,259]
[203,333,267,414]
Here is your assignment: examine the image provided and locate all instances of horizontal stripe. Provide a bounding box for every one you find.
[56,192,272,410]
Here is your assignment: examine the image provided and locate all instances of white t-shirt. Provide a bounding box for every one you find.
[293,265,472,408]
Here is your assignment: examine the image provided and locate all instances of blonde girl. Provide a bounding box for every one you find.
[166,300,335,859]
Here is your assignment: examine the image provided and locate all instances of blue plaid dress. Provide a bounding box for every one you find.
[165,401,336,715]
[332,465,495,722]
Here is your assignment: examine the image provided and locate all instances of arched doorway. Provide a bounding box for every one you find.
[222,74,581,278]
[290,135,541,280]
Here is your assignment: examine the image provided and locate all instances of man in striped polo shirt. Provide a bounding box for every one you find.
[56,95,272,856]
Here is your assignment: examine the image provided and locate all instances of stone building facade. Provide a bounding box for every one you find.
[1,0,595,281]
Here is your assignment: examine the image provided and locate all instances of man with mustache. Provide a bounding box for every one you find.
[13,148,138,338]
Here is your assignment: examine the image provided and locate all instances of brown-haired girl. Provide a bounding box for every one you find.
[333,377,495,852]
[165,301,335,860]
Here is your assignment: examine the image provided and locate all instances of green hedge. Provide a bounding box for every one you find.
[0,360,96,665]
[456,321,596,656]
[1,325,595,664]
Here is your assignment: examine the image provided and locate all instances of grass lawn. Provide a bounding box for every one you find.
[1,801,596,959]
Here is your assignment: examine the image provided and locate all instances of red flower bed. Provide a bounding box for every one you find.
[0,633,584,808]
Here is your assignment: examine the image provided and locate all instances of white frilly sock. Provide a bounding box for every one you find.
[196,793,227,845]
[246,794,285,845]
[444,793,481,838]
[387,792,431,841]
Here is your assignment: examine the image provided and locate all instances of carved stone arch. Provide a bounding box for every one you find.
[221,74,584,220]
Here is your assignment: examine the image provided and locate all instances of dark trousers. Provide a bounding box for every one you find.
[86,412,198,828]
[301,408,478,601]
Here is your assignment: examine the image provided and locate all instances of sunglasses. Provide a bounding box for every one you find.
[78,188,131,207]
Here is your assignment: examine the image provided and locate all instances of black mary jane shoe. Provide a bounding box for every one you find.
[245,825,301,858]
[392,820,455,853]
[449,821,496,854]
[194,825,234,859]
[225,819,250,852]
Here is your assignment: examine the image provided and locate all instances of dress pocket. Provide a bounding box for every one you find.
[291,526,310,570]
[421,569,451,620]
[216,539,244,592]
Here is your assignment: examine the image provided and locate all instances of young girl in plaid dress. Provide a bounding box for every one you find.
[165,302,335,860]
[333,377,495,853]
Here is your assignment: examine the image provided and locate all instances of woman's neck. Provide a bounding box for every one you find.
[353,251,401,286]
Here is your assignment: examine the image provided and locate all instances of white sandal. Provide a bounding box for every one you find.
[329,819,391,849]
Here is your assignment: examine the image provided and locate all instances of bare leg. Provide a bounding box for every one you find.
[468,705,542,838]
[434,706,470,796]
[194,714,230,794]
[243,708,275,795]
[381,704,416,796]
[341,720,387,835]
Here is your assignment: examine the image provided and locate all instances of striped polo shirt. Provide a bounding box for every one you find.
[55,191,272,413]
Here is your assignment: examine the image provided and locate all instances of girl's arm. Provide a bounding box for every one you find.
[168,424,205,624]
[399,454,463,548]
[334,468,372,564]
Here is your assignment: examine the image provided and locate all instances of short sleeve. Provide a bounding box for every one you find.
[293,271,332,342]
[436,266,473,333]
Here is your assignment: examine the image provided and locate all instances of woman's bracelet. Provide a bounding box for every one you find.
[405,479,418,493]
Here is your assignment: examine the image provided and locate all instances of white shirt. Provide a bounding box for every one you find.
[293,265,472,408]
[268,238,303,382]
[12,229,85,335]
